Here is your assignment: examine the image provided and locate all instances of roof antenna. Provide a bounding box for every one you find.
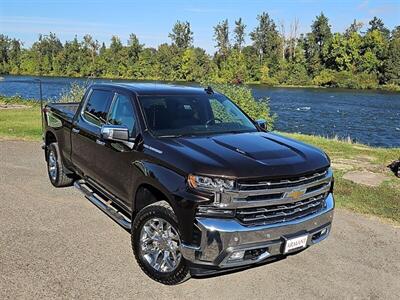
[205,86,214,94]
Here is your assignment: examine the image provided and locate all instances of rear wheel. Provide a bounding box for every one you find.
[132,201,190,285]
[47,143,74,187]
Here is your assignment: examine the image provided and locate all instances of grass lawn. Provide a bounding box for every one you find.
[1,96,399,224]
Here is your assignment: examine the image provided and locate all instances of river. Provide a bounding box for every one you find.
[0,75,399,148]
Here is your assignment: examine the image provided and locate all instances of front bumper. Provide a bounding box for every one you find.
[181,193,334,271]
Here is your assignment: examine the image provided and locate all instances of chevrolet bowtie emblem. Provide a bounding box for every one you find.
[287,189,306,200]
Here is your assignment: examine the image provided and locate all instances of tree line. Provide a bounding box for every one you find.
[0,13,399,89]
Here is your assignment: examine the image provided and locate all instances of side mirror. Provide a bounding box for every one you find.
[101,124,129,142]
[255,119,267,130]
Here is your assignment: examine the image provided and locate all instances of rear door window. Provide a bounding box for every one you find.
[83,89,114,126]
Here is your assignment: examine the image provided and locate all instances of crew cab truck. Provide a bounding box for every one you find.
[42,83,334,285]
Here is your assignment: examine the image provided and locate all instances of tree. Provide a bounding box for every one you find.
[360,29,388,79]
[134,47,157,79]
[219,49,248,83]
[242,45,260,81]
[126,33,143,77]
[392,26,400,39]
[310,12,332,56]
[83,34,99,76]
[107,35,127,77]
[0,13,398,89]
[303,32,321,76]
[383,29,400,84]
[168,21,193,50]
[324,32,362,72]
[213,19,230,60]
[62,37,85,76]
[181,47,211,81]
[345,19,363,37]
[0,35,11,73]
[8,39,22,73]
[31,33,63,74]
[250,12,281,65]
[287,18,300,60]
[156,43,181,80]
[127,34,142,61]
[233,18,246,51]
[368,17,390,39]
[304,13,332,76]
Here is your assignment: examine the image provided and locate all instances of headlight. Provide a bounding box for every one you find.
[188,174,235,191]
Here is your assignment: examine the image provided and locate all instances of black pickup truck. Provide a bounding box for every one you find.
[42,83,334,285]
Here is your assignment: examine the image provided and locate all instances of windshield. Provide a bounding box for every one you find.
[138,94,258,137]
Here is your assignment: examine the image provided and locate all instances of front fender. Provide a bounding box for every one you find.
[131,160,210,244]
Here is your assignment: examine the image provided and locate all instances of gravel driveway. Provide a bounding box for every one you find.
[1,140,399,299]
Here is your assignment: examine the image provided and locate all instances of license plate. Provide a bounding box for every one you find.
[284,235,308,253]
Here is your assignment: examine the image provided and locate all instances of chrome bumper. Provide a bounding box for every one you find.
[181,193,334,268]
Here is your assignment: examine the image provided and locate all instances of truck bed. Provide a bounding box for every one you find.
[47,102,80,121]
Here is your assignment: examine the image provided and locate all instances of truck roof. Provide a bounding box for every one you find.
[90,83,216,96]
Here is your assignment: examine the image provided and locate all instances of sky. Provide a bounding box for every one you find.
[0,0,399,53]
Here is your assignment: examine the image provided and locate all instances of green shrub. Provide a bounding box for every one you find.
[259,65,279,86]
[58,81,91,103]
[0,95,39,106]
[312,69,336,86]
[352,72,378,89]
[380,83,400,92]
[285,64,311,86]
[210,83,275,129]
[313,70,378,89]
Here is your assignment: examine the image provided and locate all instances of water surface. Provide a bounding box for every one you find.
[0,75,399,147]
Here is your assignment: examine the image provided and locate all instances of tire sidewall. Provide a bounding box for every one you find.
[47,143,60,186]
[132,204,188,284]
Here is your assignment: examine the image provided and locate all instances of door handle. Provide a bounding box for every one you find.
[96,139,105,146]
[72,128,80,134]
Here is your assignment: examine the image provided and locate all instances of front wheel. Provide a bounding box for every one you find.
[46,143,74,187]
[131,201,190,285]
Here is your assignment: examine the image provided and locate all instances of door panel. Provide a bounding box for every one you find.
[71,89,113,178]
[71,115,100,178]
[94,93,139,204]
[96,142,136,202]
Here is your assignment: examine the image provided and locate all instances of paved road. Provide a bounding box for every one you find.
[1,140,399,299]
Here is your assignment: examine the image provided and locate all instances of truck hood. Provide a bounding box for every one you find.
[150,132,330,179]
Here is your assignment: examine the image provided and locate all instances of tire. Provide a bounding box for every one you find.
[46,143,74,187]
[131,201,190,285]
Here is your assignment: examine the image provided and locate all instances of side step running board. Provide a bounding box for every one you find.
[74,180,132,231]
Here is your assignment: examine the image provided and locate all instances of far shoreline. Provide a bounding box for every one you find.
[1,73,400,93]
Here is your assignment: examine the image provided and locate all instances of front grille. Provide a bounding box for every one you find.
[236,193,326,226]
[237,168,329,191]
[207,167,333,226]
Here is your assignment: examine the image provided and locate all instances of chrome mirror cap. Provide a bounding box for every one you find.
[100,124,129,142]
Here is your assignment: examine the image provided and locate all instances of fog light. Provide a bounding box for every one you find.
[244,247,269,260]
[320,228,328,236]
[228,250,245,261]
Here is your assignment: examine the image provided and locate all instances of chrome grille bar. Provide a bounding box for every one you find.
[236,194,326,225]
[217,168,333,209]
[236,193,326,215]
[238,170,328,190]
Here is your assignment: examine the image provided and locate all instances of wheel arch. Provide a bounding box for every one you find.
[133,183,174,219]
[44,130,57,161]
[45,130,57,146]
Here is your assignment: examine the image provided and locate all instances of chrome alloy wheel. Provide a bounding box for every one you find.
[48,150,57,181]
[139,218,182,273]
